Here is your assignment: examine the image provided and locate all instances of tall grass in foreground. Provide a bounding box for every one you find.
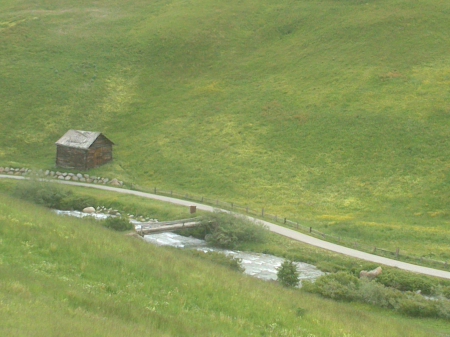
[1,193,449,336]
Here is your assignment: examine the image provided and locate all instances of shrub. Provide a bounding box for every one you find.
[303,271,450,320]
[397,296,441,318]
[277,260,300,288]
[60,194,96,211]
[357,279,403,309]
[376,269,436,295]
[306,272,360,301]
[441,285,450,299]
[199,211,268,249]
[103,216,133,231]
[14,180,70,209]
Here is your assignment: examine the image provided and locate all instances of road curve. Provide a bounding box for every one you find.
[3,174,450,280]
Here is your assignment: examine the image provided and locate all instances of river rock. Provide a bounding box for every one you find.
[360,266,382,280]
[83,207,96,214]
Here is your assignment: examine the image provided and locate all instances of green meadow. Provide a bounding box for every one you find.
[1,0,450,274]
[2,193,450,336]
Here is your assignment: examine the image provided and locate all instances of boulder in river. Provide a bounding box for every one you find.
[360,266,382,280]
[82,207,96,214]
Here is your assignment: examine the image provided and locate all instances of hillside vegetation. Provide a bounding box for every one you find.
[1,0,450,257]
[1,193,450,336]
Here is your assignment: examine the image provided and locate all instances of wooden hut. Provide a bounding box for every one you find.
[55,130,114,170]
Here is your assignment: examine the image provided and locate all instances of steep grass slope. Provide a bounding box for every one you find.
[1,0,450,256]
[1,193,449,336]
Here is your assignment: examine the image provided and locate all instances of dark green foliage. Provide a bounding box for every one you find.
[199,212,268,249]
[60,194,97,211]
[398,297,442,318]
[277,260,300,288]
[187,250,244,273]
[13,180,98,211]
[441,286,450,299]
[14,180,71,209]
[376,269,436,295]
[103,216,133,231]
[357,279,400,309]
[303,272,450,319]
[304,272,360,301]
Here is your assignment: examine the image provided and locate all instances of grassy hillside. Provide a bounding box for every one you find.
[1,193,450,336]
[1,0,450,257]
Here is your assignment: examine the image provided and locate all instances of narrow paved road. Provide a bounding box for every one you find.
[3,174,450,280]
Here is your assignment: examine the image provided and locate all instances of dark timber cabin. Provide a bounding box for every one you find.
[55,130,114,170]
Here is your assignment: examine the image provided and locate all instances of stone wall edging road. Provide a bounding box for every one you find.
[2,174,450,280]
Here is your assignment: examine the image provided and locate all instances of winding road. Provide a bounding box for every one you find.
[3,174,450,280]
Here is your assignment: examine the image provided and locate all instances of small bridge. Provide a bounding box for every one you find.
[136,217,203,236]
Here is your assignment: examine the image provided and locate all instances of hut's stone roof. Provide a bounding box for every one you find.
[55,130,104,149]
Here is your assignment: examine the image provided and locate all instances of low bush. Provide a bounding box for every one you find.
[357,279,403,309]
[304,272,360,301]
[14,179,70,209]
[60,194,96,211]
[398,296,440,318]
[376,269,436,295]
[103,216,133,231]
[303,271,450,320]
[441,286,450,299]
[277,260,300,288]
[198,211,268,249]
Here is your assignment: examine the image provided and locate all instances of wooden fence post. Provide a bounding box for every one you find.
[373,247,377,253]
[309,227,312,233]
[396,248,399,259]
[284,218,286,224]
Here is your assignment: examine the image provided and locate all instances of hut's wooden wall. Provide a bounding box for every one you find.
[56,146,88,170]
[86,135,113,169]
